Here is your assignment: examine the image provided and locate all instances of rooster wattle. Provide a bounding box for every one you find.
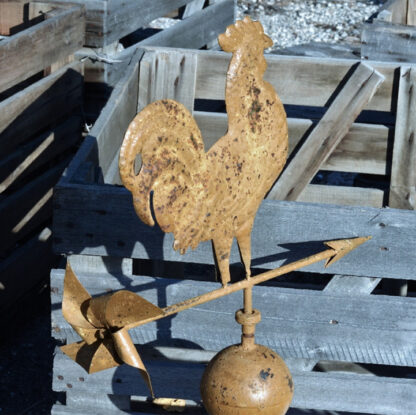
[119,17,288,286]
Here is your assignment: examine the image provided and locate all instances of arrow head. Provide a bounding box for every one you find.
[324,236,371,268]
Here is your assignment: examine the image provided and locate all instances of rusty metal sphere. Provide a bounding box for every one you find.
[201,343,294,415]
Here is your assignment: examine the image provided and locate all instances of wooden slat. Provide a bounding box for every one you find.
[104,0,192,47]
[296,184,385,208]
[194,50,398,112]
[389,66,416,209]
[137,50,197,113]
[137,0,234,50]
[408,0,416,25]
[361,21,416,63]
[378,0,408,24]
[183,0,205,18]
[0,228,54,313]
[53,187,416,280]
[60,51,142,184]
[0,116,81,193]
[0,158,68,252]
[268,63,384,201]
[0,62,83,157]
[0,4,84,93]
[51,269,416,368]
[193,111,390,175]
[52,347,416,414]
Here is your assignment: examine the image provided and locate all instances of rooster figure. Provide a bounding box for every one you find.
[119,17,288,286]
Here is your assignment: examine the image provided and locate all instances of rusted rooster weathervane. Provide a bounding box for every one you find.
[61,17,371,415]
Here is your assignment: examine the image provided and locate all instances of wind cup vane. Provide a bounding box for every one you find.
[61,17,371,415]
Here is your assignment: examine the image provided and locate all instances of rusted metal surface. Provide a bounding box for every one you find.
[119,16,289,286]
[61,262,162,397]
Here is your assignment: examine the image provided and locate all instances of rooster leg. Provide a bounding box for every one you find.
[212,237,233,287]
[236,222,254,279]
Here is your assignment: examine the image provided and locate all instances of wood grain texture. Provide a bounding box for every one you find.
[0,228,55,313]
[193,111,390,175]
[0,4,84,93]
[389,66,416,209]
[296,184,385,208]
[51,269,416,367]
[268,63,384,201]
[193,49,398,112]
[52,193,416,278]
[60,51,141,185]
[362,21,416,62]
[0,62,83,157]
[52,345,416,414]
[0,116,81,193]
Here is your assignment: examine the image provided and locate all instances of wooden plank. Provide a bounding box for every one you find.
[389,66,416,209]
[183,0,205,18]
[324,275,381,295]
[51,269,416,367]
[137,0,234,50]
[0,4,84,93]
[104,0,192,47]
[137,50,197,113]
[0,115,81,193]
[0,228,54,312]
[361,21,416,63]
[52,347,416,414]
[296,184,385,208]
[378,0,408,24]
[193,111,390,175]
[0,158,68,252]
[52,187,416,280]
[0,62,83,157]
[60,52,141,185]
[194,50,398,112]
[268,63,384,201]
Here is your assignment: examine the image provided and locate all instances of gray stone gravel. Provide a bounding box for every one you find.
[237,0,383,50]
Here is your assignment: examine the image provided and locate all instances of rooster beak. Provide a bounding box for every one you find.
[263,34,273,49]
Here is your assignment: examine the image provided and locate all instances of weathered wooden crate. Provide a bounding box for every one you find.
[0,1,85,314]
[51,49,416,414]
[362,0,416,62]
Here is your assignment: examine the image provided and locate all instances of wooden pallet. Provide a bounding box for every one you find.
[51,46,416,415]
[51,202,416,414]
[362,0,416,62]
[0,1,85,314]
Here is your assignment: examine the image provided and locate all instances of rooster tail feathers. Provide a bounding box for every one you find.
[119,99,206,229]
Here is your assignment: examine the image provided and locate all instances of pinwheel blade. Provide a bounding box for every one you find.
[61,339,122,374]
[112,328,155,398]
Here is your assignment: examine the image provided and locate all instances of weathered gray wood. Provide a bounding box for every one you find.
[194,49,398,112]
[0,61,83,157]
[362,21,416,62]
[0,115,81,193]
[68,254,132,275]
[66,392,130,411]
[0,228,54,313]
[60,52,141,185]
[275,42,360,60]
[0,158,68,252]
[408,0,416,25]
[296,184,385,208]
[136,0,234,50]
[193,111,390,175]
[377,0,408,24]
[268,63,384,201]
[52,347,416,414]
[389,66,416,209]
[137,50,197,113]
[0,3,84,93]
[324,275,381,295]
[51,269,416,367]
[183,0,205,18]
[53,187,416,281]
[104,0,191,47]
